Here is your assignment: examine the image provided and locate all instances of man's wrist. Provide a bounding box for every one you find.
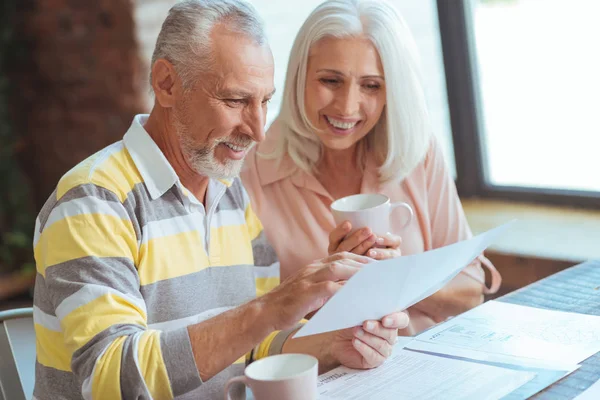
[252,293,280,332]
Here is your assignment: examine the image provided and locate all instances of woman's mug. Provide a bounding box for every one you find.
[224,354,318,400]
[330,193,414,236]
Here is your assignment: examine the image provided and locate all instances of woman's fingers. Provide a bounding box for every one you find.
[328,221,351,254]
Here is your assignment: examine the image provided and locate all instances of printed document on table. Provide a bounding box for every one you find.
[415,300,600,365]
[405,340,578,400]
[317,345,535,400]
[294,221,514,338]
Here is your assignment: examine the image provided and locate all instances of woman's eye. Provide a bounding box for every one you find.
[364,83,380,91]
[320,78,340,85]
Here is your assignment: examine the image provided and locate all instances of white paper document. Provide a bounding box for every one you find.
[416,300,600,365]
[295,222,514,338]
[574,378,600,400]
[317,345,535,400]
[405,340,579,399]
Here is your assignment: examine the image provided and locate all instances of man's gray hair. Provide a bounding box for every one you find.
[150,0,267,88]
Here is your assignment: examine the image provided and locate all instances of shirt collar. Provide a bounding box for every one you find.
[123,114,232,201]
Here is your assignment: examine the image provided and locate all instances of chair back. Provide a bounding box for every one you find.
[0,308,35,400]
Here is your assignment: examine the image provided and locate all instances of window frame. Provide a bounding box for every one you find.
[436,0,600,209]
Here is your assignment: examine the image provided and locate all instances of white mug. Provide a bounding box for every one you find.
[330,193,414,236]
[224,354,318,400]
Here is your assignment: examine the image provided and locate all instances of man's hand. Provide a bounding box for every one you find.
[260,252,372,331]
[330,311,409,369]
[328,222,402,260]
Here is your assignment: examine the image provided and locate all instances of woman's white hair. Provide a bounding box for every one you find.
[151,0,266,89]
[270,0,432,182]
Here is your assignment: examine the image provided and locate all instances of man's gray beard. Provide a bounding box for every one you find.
[174,119,247,180]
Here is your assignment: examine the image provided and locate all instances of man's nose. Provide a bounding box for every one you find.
[243,104,266,143]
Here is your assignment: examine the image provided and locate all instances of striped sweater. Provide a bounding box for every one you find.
[33,115,285,400]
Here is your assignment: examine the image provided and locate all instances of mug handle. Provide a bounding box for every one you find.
[224,376,250,400]
[390,202,414,230]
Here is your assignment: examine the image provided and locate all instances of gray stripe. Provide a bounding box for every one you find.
[71,323,144,387]
[120,332,152,400]
[37,189,58,235]
[141,265,256,325]
[44,256,142,310]
[39,184,123,232]
[180,364,245,400]
[34,361,81,400]
[124,182,188,227]
[33,273,56,316]
[161,327,202,397]
[268,324,304,357]
[218,179,246,211]
[252,231,279,267]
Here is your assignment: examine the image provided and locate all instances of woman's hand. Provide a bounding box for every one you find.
[366,233,402,260]
[328,221,402,260]
[328,221,377,256]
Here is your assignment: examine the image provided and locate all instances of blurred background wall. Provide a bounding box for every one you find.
[1,0,146,301]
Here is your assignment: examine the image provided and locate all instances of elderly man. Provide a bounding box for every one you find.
[32,1,408,399]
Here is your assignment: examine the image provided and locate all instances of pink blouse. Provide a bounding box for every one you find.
[241,122,501,335]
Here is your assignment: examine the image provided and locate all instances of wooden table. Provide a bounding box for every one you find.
[498,259,600,399]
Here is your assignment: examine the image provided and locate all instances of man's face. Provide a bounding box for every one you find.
[173,27,275,179]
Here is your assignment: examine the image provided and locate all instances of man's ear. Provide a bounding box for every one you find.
[151,59,181,108]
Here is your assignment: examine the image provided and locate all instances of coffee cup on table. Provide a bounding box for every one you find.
[330,193,413,236]
[224,353,318,400]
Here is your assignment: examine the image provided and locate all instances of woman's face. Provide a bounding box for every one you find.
[304,36,386,151]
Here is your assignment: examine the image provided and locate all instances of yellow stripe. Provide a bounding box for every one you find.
[90,149,143,202]
[92,336,126,400]
[138,231,209,285]
[255,331,279,360]
[218,178,233,187]
[57,151,105,200]
[137,331,174,400]
[209,225,254,267]
[234,355,246,365]
[61,292,147,353]
[34,213,137,277]
[57,146,142,202]
[255,277,280,297]
[35,324,72,372]
[245,204,263,241]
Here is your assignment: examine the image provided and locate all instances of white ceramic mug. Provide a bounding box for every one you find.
[224,354,318,400]
[330,193,414,236]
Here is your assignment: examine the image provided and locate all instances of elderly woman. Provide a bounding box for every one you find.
[242,0,501,335]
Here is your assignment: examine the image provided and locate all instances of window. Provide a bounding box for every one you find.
[437,0,600,207]
[473,0,600,193]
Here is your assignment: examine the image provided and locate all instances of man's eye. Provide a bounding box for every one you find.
[262,98,272,105]
[227,99,245,104]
